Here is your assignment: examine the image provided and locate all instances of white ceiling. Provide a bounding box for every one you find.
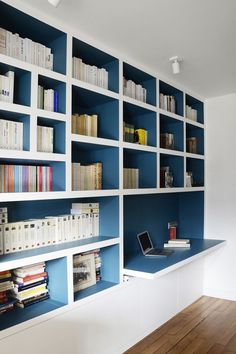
[17,0,236,98]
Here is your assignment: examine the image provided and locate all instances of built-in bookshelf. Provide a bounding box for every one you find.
[0,0,219,338]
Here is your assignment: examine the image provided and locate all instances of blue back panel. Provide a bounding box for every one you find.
[186,94,204,124]
[72,142,119,189]
[159,81,184,116]
[38,76,66,114]
[103,60,119,93]
[123,102,157,146]
[123,62,156,106]
[47,257,68,304]
[178,192,204,238]
[160,155,184,187]
[37,117,66,154]
[0,2,67,75]
[100,245,120,283]
[124,192,204,258]
[186,124,204,155]
[186,158,204,187]
[160,114,184,151]
[123,150,157,188]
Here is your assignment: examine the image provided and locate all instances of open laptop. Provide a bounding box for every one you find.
[137,231,173,257]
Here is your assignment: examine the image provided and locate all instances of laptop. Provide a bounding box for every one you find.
[137,231,173,257]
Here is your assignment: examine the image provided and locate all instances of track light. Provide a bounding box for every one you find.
[169,56,182,74]
[48,0,61,7]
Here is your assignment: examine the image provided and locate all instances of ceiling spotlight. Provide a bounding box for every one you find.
[169,56,182,74]
[48,0,61,7]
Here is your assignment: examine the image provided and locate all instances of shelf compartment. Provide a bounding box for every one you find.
[186,123,204,155]
[123,148,156,189]
[37,116,66,154]
[159,81,183,116]
[72,141,119,190]
[0,257,68,331]
[74,244,119,302]
[186,157,204,187]
[160,154,184,188]
[0,109,30,151]
[123,62,156,106]
[0,158,65,192]
[186,94,204,124]
[124,192,204,260]
[123,101,157,147]
[38,75,66,114]
[0,2,67,75]
[72,85,119,141]
[160,114,184,151]
[0,62,31,107]
[72,37,119,93]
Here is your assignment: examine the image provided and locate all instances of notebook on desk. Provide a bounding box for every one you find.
[137,231,173,257]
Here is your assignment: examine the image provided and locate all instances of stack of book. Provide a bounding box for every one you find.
[72,162,102,191]
[38,85,58,112]
[0,71,14,103]
[123,168,139,189]
[72,57,108,90]
[37,125,54,153]
[0,164,52,192]
[0,270,15,315]
[186,105,197,121]
[0,27,53,70]
[11,262,49,308]
[159,93,176,113]
[73,249,101,293]
[123,77,147,103]
[0,118,23,151]
[71,113,98,137]
[164,239,190,248]
[160,133,174,150]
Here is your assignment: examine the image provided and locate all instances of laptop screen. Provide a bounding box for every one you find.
[137,231,153,253]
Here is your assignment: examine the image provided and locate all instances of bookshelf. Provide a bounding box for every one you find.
[0,0,222,337]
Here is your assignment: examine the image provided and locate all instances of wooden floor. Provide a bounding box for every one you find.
[125,296,236,354]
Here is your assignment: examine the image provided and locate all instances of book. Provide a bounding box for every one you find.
[168,239,190,244]
[15,293,49,308]
[164,243,190,248]
[73,253,96,292]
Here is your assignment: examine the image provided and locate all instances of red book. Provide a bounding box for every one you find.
[37,166,42,192]
[8,165,14,192]
[14,271,48,283]
[48,166,52,191]
[4,165,9,192]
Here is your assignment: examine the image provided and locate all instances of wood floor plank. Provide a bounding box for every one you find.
[125,296,236,354]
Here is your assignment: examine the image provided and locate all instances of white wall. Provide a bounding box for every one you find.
[0,260,203,354]
[204,93,236,300]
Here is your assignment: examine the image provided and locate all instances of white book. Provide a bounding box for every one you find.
[71,215,77,241]
[29,221,37,249]
[0,27,7,55]
[10,222,19,253]
[93,212,99,237]
[6,70,14,103]
[168,239,190,244]
[3,224,11,253]
[164,243,190,248]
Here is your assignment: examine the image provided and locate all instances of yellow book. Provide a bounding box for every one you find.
[135,129,147,145]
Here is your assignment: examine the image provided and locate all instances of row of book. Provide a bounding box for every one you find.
[0,164,52,193]
[72,57,108,90]
[71,113,98,137]
[73,249,101,292]
[123,78,147,103]
[123,122,148,145]
[0,203,99,255]
[160,133,174,150]
[186,105,197,121]
[38,85,59,112]
[37,125,54,153]
[0,27,53,70]
[159,93,176,113]
[186,137,197,154]
[123,168,139,189]
[72,162,102,191]
[0,118,23,151]
[0,71,14,103]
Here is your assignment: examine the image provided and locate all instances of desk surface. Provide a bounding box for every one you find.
[123,238,225,279]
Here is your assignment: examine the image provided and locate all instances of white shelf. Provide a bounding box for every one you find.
[72,134,119,147]
[185,117,205,128]
[0,101,31,115]
[0,150,66,162]
[122,142,157,153]
[71,78,119,100]
[186,152,205,160]
[123,95,157,112]
[159,148,184,156]
[37,66,67,83]
[36,109,67,121]
[159,108,184,121]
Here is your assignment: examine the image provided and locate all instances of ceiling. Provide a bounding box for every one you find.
[15,0,236,98]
